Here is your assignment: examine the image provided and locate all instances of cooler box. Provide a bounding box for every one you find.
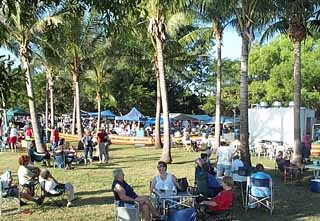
[310,179,320,193]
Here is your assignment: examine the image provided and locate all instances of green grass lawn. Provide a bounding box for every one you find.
[0,145,320,221]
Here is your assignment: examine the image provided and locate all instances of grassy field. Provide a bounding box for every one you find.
[0,145,320,221]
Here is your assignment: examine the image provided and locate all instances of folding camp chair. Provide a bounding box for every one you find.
[0,173,20,216]
[40,180,65,207]
[53,151,65,168]
[245,176,274,214]
[195,197,233,221]
[114,200,140,221]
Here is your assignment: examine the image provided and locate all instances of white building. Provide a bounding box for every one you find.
[249,107,315,147]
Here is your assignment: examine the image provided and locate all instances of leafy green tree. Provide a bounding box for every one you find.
[0,55,24,125]
[249,35,320,111]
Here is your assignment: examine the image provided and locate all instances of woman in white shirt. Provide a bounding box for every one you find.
[17,155,43,205]
[150,161,179,193]
[39,169,75,207]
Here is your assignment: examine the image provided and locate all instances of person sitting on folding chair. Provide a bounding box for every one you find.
[28,140,51,167]
[199,176,233,212]
[39,169,75,207]
[17,155,43,205]
[248,164,272,209]
[112,168,161,221]
[195,158,222,198]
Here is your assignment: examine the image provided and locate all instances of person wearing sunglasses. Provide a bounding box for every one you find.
[150,161,180,193]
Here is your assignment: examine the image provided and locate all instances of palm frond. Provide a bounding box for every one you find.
[308,19,320,33]
[167,12,192,38]
[260,20,288,44]
[30,13,66,35]
[178,27,211,46]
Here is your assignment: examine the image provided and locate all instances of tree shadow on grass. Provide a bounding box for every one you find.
[114,157,160,164]
[172,159,195,165]
[233,167,320,220]
[77,166,130,170]
[75,196,114,207]
[76,189,111,196]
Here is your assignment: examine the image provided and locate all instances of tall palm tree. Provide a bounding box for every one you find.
[196,0,233,149]
[230,0,272,166]
[0,0,68,152]
[58,11,102,137]
[86,55,115,130]
[261,0,320,165]
[145,0,191,163]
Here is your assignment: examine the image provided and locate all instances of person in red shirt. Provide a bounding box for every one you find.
[25,126,33,140]
[96,129,109,163]
[50,127,60,150]
[200,176,233,212]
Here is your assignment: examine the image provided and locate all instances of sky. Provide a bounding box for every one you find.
[221,28,242,59]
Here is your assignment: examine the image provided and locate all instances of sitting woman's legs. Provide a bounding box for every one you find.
[64,182,75,202]
[135,196,160,218]
[140,203,151,221]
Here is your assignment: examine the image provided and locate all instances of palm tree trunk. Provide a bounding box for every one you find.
[48,72,54,128]
[75,81,82,138]
[214,37,222,149]
[156,36,172,163]
[291,40,302,165]
[71,95,76,134]
[1,93,7,128]
[239,37,251,166]
[45,79,49,142]
[20,47,44,152]
[155,76,162,148]
[97,94,101,130]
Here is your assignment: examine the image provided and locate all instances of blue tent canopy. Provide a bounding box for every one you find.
[115,107,146,121]
[206,116,240,125]
[88,109,115,119]
[188,114,212,122]
[144,117,164,128]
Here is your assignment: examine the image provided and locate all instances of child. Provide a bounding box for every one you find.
[200,176,233,212]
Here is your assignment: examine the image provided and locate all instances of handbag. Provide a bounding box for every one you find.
[176,177,189,192]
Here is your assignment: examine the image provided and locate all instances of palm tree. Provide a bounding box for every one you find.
[86,55,115,130]
[261,0,320,165]
[57,11,102,138]
[195,0,233,149]
[230,0,273,166]
[0,0,68,152]
[145,0,192,163]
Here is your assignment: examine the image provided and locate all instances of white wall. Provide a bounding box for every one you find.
[249,107,315,146]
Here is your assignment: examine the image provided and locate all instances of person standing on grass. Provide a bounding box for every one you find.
[216,141,234,177]
[81,130,93,164]
[97,128,108,163]
[50,126,60,150]
[8,123,18,152]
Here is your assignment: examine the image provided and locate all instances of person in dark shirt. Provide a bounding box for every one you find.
[112,168,160,221]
